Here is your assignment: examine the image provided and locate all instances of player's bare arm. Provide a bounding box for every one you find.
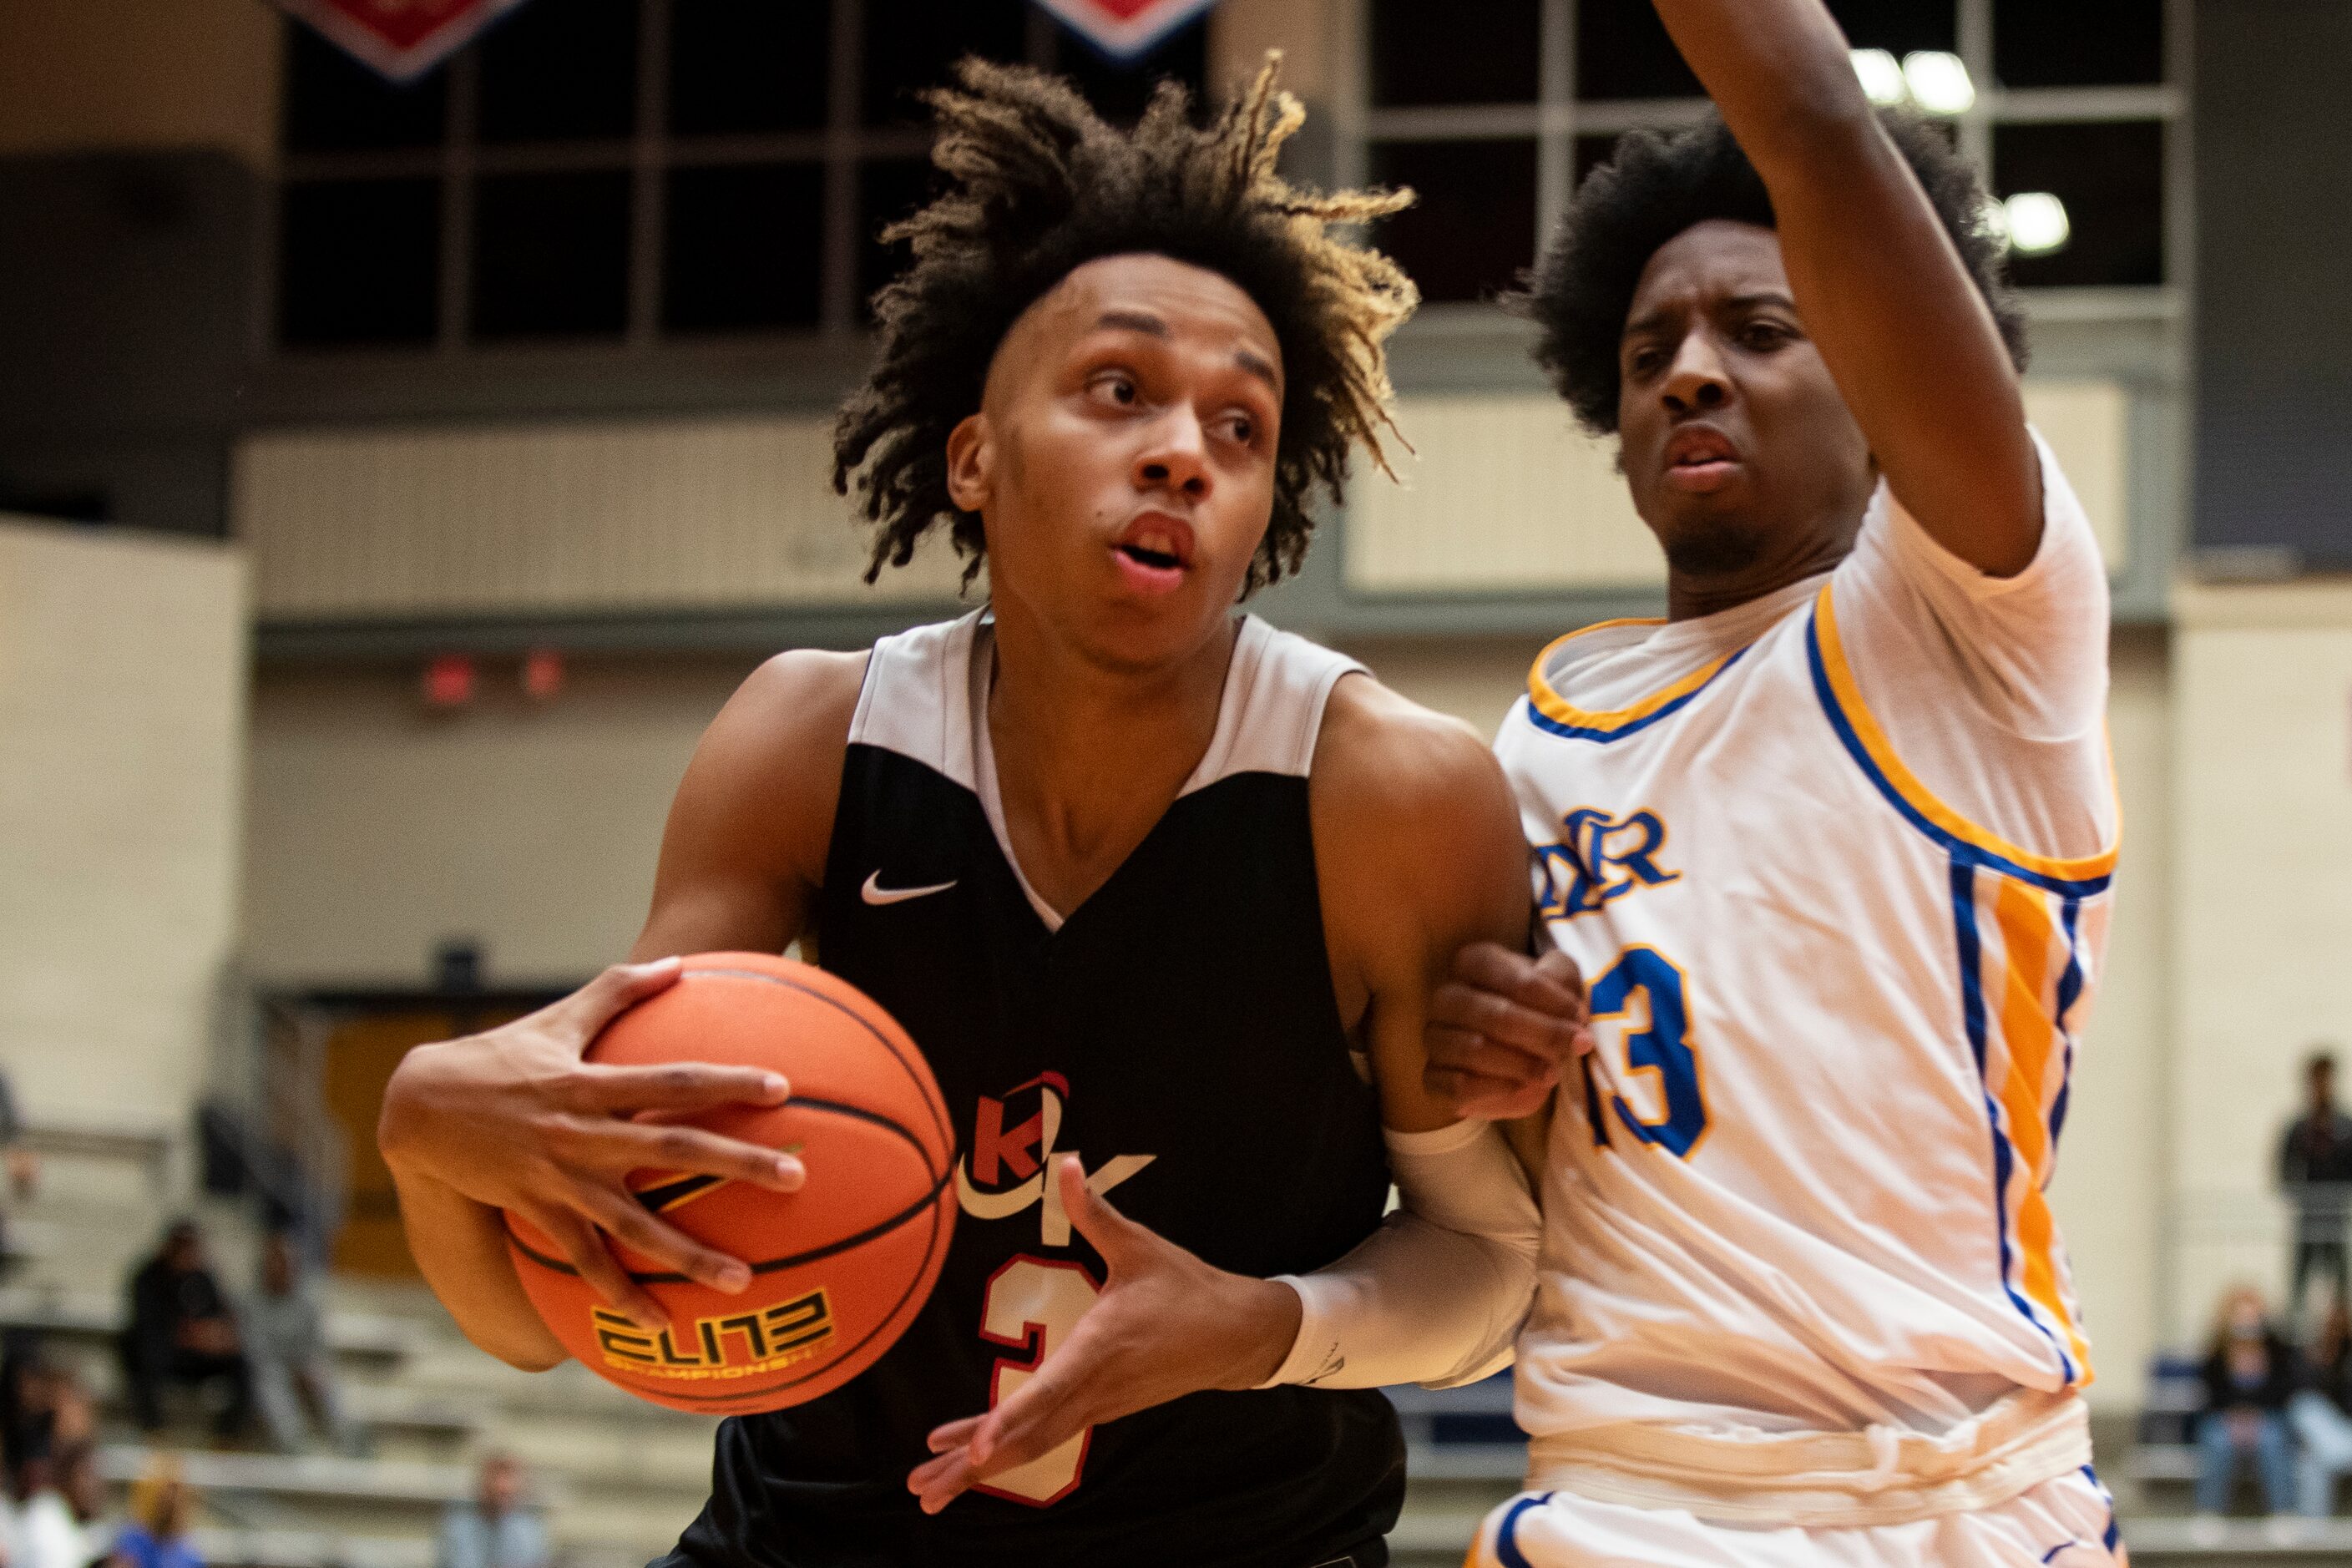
[905,675,1542,1512]
[1646,0,2041,574]
[377,649,861,1363]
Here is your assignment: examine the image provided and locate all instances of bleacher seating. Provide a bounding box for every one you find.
[6,1128,2342,1568]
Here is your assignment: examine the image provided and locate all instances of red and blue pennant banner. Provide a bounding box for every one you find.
[1031,0,1224,62]
[275,0,535,83]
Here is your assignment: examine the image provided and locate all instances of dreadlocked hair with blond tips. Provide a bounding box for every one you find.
[833,54,1417,592]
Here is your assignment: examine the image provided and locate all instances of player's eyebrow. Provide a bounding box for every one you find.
[1622,291,1798,341]
[1095,309,1279,392]
[1095,309,1170,337]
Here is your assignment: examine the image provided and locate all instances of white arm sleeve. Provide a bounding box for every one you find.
[1257,1118,1540,1391]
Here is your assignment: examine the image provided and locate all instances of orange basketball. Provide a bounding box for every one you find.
[504,953,955,1414]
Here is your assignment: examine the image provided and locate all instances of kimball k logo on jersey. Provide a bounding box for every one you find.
[956,1072,1153,1245]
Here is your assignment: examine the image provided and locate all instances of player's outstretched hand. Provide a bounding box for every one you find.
[1424,943,1595,1120]
[377,958,802,1329]
[908,1154,1300,1515]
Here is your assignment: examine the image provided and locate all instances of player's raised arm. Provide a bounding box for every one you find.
[376,649,859,1367]
[1646,0,2041,575]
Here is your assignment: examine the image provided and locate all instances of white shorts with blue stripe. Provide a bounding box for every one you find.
[1468,1466,2123,1568]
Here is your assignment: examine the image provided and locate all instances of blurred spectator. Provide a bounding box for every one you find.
[109,1455,199,1568]
[13,1443,103,1568]
[3,1338,94,1477]
[242,1230,355,1454]
[0,1070,40,1279]
[2280,1050,2352,1318]
[119,1222,250,1439]
[2198,1285,2300,1515]
[436,1454,547,1568]
[2293,1302,2352,1515]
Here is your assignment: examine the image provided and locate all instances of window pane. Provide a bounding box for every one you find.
[863,0,1029,127]
[1823,0,1954,57]
[669,0,828,134]
[1368,139,1537,305]
[1043,18,1208,125]
[858,157,943,316]
[477,0,638,143]
[1995,0,2163,88]
[278,179,441,346]
[663,164,824,331]
[472,171,632,337]
[282,23,447,152]
[1994,120,2164,288]
[1370,0,1539,108]
[1577,0,1700,100]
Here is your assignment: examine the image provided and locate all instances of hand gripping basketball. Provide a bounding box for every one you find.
[1424,943,1596,1121]
[908,1155,1302,1515]
[378,958,803,1331]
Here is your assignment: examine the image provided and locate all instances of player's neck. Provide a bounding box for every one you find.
[984,609,1238,908]
[1663,517,1857,622]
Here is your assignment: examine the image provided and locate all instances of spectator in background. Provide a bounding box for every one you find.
[2198,1284,2301,1516]
[109,1455,200,1568]
[119,1222,250,1440]
[13,1443,103,1568]
[2281,1049,2352,1320]
[3,1339,94,1479]
[0,1070,41,1279]
[241,1230,355,1455]
[436,1454,547,1568]
[2293,1301,2352,1516]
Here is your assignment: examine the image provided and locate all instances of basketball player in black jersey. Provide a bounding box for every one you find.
[377,60,1576,1568]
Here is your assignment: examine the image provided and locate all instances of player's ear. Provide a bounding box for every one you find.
[946,412,994,514]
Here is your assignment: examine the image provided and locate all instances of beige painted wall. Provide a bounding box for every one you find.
[2163,584,2352,1338]
[0,0,279,165]
[242,655,753,988]
[0,518,248,1131]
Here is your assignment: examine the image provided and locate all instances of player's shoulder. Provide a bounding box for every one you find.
[665,647,870,867]
[1313,673,1521,874]
[1311,672,1530,977]
[1319,673,1505,808]
[721,646,871,764]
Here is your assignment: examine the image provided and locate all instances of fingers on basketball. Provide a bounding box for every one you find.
[528,1202,665,1332]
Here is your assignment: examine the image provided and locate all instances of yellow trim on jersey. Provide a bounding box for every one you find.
[1526,618,1742,737]
[1990,878,2095,1383]
[1811,585,2119,883]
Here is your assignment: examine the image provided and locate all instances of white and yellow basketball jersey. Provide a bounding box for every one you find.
[1499,437,2118,1446]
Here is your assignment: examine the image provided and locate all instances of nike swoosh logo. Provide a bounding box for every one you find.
[862,871,957,906]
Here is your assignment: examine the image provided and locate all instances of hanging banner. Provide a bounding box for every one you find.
[1030,0,1224,63]
[276,0,534,83]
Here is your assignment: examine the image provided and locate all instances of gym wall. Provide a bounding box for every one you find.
[0,518,248,1131]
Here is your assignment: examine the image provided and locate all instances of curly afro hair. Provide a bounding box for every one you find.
[833,55,1417,591]
[1512,109,2028,436]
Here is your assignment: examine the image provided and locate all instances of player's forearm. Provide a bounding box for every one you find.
[1264,1120,1540,1390]
[387,1162,569,1371]
[1651,0,2041,574]
[1647,0,1873,168]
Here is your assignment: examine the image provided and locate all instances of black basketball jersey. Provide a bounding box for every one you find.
[657,612,1404,1568]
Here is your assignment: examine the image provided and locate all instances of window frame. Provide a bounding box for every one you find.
[1333,0,2190,320]
[263,0,1186,356]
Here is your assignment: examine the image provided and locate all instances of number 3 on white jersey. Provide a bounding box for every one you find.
[971,1256,1103,1505]
[1586,945,1710,1157]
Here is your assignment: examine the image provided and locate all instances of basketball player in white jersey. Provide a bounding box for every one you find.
[1415,1,2126,1562]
